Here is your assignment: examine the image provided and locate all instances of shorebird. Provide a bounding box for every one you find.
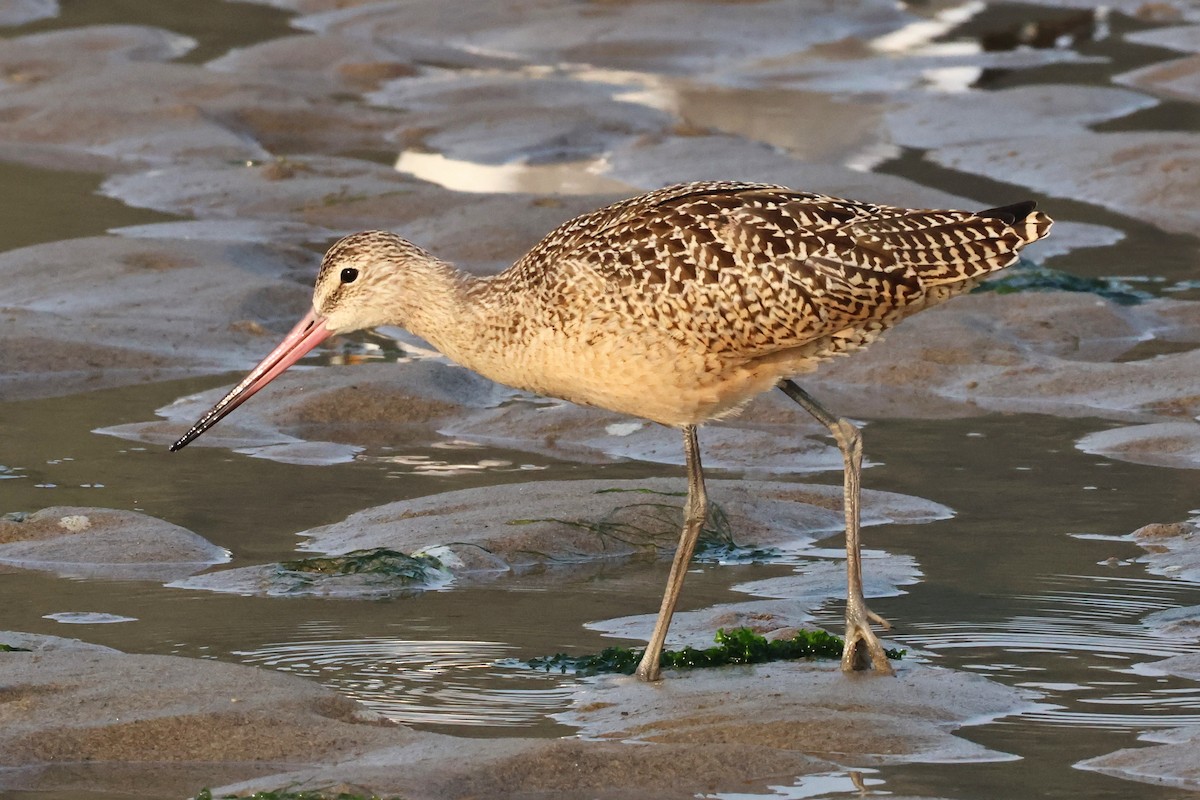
[171,181,1051,680]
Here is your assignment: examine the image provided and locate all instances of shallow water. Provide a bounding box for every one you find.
[6,382,1200,796]
[6,0,294,64]
[3,1,1200,798]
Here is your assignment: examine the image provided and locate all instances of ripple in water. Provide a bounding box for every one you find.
[891,573,1200,730]
[234,637,573,728]
[43,611,137,624]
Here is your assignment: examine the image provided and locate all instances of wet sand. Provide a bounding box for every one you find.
[1,631,1033,798]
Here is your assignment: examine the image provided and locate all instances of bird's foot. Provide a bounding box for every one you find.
[635,662,661,682]
[635,648,662,682]
[841,598,894,675]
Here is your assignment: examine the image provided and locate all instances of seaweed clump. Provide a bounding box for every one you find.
[528,626,904,676]
[976,263,1146,305]
[279,548,445,581]
[193,789,400,800]
[510,488,785,564]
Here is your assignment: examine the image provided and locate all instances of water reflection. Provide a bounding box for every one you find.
[374,454,547,477]
[42,612,138,624]
[894,573,1200,730]
[870,1,986,56]
[313,335,409,367]
[706,769,885,800]
[234,637,573,727]
[363,438,548,476]
[394,149,632,195]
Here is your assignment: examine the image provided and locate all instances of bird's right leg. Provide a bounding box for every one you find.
[635,424,708,682]
[779,379,894,675]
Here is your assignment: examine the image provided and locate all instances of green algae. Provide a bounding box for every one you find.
[507,489,784,564]
[528,626,904,676]
[978,262,1147,304]
[269,548,450,595]
[194,790,401,800]
[279,548,444,580]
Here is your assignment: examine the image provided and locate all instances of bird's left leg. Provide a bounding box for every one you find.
[779,379,894,675]
[635,424,708,682]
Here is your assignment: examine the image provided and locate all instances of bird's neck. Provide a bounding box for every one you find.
[390,259,503,375]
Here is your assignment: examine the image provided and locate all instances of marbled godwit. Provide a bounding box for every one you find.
[171,181,1051,680]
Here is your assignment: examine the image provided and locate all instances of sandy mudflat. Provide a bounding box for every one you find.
[1,1,1198,796]
[0,506,228,581]
[0,632,1036,798]
[168,477,946,600]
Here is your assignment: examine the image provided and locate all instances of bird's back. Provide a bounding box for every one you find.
[482,181,1051,423]
[501,181,1050,356]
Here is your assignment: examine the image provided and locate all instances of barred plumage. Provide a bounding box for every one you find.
[173,180,1052,681]
[391,180,1051,426]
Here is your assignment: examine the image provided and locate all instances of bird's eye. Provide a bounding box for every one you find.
[340,267,359,284]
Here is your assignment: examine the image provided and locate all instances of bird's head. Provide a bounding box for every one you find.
[313,230,435,334]
[168,230,434,451]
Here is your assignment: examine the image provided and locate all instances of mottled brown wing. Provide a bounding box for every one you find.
[509,182,1049,358]
[514,180,792,268]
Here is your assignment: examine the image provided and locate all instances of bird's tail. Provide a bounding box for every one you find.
[975,200,1054,248]
[850,200,1053,289]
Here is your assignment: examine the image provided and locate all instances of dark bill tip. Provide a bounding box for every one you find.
[167,310,331,453]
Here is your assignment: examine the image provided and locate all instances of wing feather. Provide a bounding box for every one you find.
[503,182,1051,359]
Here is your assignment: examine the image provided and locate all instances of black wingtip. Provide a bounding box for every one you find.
[977,200,1038,225]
